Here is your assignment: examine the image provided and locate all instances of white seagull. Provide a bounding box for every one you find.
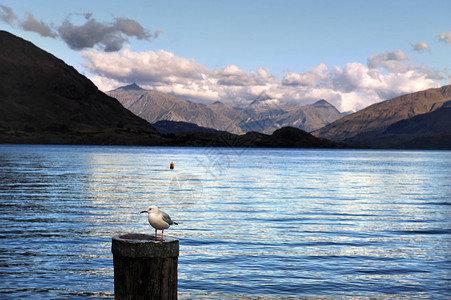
[140,205,178,241]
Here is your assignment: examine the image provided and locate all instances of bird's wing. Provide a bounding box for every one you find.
[161,211,175,225]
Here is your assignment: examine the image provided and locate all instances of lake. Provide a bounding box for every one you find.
[0,145,450,299]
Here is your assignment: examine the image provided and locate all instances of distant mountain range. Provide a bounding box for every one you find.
[107,84,243,134]
[110,82,451,149]
[313,85,451,148]
[108,84,346,134]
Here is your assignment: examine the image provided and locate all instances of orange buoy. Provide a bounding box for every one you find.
[170,162,174,169]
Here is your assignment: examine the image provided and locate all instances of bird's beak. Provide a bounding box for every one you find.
[140,210,147,213]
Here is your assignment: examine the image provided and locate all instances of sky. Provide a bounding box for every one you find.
[1,0,450,112]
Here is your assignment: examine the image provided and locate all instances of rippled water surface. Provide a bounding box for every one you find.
[0,145,450,299]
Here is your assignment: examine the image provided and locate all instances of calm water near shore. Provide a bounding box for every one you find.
[0,144,450,299]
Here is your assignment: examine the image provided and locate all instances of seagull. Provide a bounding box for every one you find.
[140,205,178,241]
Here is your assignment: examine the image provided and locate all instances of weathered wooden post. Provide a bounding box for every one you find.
[112,233,179,300]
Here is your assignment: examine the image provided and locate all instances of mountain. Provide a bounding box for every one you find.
[108,85,244,134]
[162,126,345,148]
[272,100,344,133]
[118,82,144,91]
[313,85,451,148]
[374,102,451,149]
[208,98,344,134]
[109,85,344,134]
[0,30,160,145]
[153,120,222,134]
[384,101,451,137]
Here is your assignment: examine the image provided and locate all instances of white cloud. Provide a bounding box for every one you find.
[410,42,430,52]
[218,64,242,76]
[439,31,451,44]
[157,83,220,101]
[331,62,382,93]
[82,48,210,84]
[84,48,441,112]
[367,50,410,72]
[282,63,327,86]
[90,75,123,92]
[331,62,439,102]
[282,72,316,86]
[215,64,265,86]
[256,67,274,81]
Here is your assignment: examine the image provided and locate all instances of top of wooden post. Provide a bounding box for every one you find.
[112,233,179,258]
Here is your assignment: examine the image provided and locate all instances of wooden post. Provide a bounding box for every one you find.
[112,233,179,300]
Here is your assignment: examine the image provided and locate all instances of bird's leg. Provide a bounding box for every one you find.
[161,229,164,241]
[154,228,158,240]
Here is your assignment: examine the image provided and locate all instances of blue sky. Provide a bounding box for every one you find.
[1,0,450,111]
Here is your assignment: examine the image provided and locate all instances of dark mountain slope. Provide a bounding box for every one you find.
[313,85,451,147]
[153,120,222,134]
[369,102,451,149]
[0,30,160,145]
[385,102,451,136]
[165,126,345,148]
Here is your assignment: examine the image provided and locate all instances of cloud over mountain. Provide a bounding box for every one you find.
[83,48,210,83]
[282,63,328,87]
[84,48,440,112]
